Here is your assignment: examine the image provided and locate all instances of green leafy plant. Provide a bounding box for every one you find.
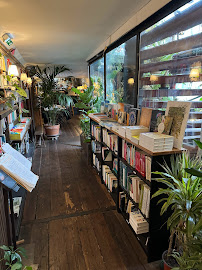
[152,151,202,268]
[72,85,98,142]
[0,245,32,270]
[33,65,73,126]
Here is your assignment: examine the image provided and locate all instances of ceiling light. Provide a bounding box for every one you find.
[150,75,158,82]
[189,68,199,81]
[8,65,19,76]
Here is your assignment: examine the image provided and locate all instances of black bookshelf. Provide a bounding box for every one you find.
[89,116,181,262]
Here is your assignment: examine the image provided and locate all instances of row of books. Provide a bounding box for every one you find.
[122,141,152,181]
[122,140,136,168]
[102,128,118,154]
[91,140,101,154]
[91,124,101,142]
[119,191,149,234]
[7,111,17,124]
[93,153,101,172]
[102,165,118,192]
[9,118,31,141]
[100,101,141,126]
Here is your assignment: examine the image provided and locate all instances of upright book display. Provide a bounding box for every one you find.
[89,114,182,262]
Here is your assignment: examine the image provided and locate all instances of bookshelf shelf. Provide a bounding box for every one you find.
[0,105,18,120]
[89,116,182,262]
[120,211,149,255]
[120,185,149,223]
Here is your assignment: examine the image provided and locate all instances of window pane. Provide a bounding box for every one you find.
[106,36,137,104]
[90,58,104,111]
[139,0,202,149]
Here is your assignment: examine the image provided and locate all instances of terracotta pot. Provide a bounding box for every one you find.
[162,250,178,270]
[44,124,60,136]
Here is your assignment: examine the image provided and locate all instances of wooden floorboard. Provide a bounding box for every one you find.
[20,116,160,270]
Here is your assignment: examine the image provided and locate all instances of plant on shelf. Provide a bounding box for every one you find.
[152,145,202,270]
[0,245,32,270]
[32,65,73,137]
[72,84,98,143]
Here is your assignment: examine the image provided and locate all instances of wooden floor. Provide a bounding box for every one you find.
[20,116,160,270]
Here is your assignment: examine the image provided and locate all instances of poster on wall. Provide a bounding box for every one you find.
[165,101,191,149]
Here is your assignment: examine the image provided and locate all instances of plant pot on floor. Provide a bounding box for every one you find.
[162,250,178,270]
[80,133,92,164]
[44,124,60,136]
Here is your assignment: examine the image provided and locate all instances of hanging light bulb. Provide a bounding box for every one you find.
[189,68,199,82]
[21,73,27,82]
[150,74,158,83]
[8,65,19,76]
[27,77,32,85]
[128,78,134,85]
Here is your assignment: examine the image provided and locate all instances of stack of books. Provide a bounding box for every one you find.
[118,126,127,137]
[102,165,118,192]
[129,211,149,234]
[91,124,101,141]
[139,132,174,152]
[125,126,149,140]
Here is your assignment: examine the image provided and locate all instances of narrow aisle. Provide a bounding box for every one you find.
[20,117,158,270]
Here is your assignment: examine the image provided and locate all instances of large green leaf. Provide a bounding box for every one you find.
[16,87,27,97]
[11,262,22,270]
[185,168,202,177]
[74,102,89,109]
[194,139,202,149]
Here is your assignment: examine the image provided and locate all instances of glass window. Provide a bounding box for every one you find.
[90,58,104,111]
[139,0,202,149]
[106,36,137,104]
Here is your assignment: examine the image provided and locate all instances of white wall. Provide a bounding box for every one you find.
[87,0,171,61]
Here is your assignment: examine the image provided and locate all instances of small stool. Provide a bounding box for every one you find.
[35,126,46,147]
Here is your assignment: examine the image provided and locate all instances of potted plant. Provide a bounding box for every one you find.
[152,144,202,270]
[0,245,32,270]
[32,65,73,137]
[72,84,98,143]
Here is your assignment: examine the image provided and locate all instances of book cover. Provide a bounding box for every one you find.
[139,107,153,128]
[150,110,165,132]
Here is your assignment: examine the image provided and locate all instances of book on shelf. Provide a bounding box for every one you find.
[93,153,101,172]
[129,210,149,234]
[122,140,136,168]
[131,135,139,145]
[0,153,38,192]
[91,124,101,141]
[119,191,127,212]
[113,158,118,174]
[139,184,150,218]
[129,109,141,126]
[139,132,174,152]
[91,140,101,153]
[102,128,118,154]
[125,126,149,140]
[13,197,22,217]
[139,107,153,128]
[102,165,118,192]
[150,110,165,132]
[102,147,112,161]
